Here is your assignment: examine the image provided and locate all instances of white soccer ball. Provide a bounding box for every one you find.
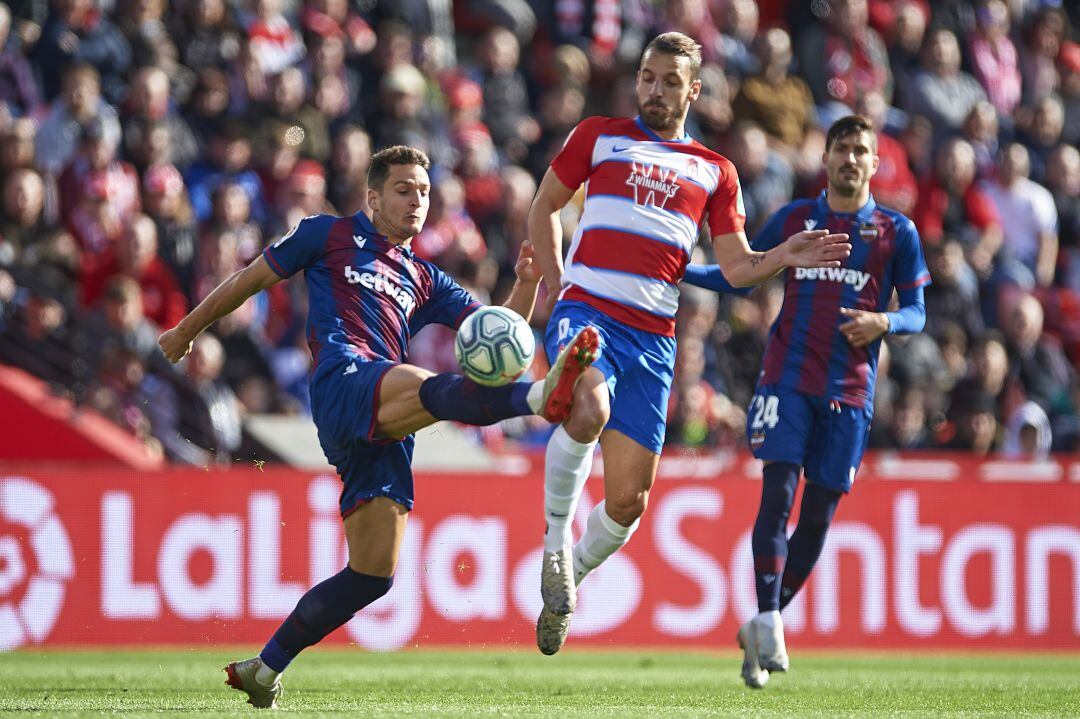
[455,306,536,386]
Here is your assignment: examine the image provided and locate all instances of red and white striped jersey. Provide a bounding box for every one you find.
[550,115,745,336]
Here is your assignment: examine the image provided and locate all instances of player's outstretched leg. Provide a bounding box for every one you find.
[412,326,601,431]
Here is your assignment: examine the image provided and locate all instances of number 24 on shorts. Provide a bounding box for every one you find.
[749,394,779,429]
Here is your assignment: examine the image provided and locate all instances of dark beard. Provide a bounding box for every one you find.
[639,101,683,132]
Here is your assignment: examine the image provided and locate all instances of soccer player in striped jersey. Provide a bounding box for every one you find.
[683,114,931,688]
[528,32,851,655]
[158,146,600,708]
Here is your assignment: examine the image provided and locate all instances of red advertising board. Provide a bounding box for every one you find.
[1,458,1078,651]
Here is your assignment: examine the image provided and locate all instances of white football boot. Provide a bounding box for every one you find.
[736,619,770,689]
[754,610,789,672]
[536,547,575,655]
[224,657,283,709]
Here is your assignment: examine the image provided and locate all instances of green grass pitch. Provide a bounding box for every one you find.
[1,649,1078,717]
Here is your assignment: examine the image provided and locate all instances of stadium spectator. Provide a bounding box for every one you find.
[176,0,242,74]
[82,212,188,329]
[982,143,1059,288]
[185,118,268,226]
[57,116,140,224]
[0,168,47,268]
[115,0,178,74]
[1046,144,1080,289]
[245,0,304,75]
[326,123,370,216]
[914,137,1002,278]
[1001,400,1052,460]
[1017,93,1066,183]
[34,63,121,176]
[923,238,984,341]
[121,66,199,169]
[0,3,44,118]
[907,28,987,138]
[413,173,485,274]
[142,163,197,299]
[960,101,1001,180]
[731,29,814,151]
[723,121,794,236]
[796,0,892,111]
[1060,41,1080,147]
[257,67,329,163]
[1003,292,1076,428]
[0,117,38,175]
[717,0,759,79]
[474,26,539,163]
[967,0,1021,117]
[1019,6,1067,104]
[32,0,131,103]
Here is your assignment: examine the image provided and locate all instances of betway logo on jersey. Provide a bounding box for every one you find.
[344,266,416,314]
[626,161,680,209]
[794,266,872,291]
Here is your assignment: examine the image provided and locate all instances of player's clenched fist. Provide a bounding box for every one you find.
[781,229,851,268]
[158,327,194,363]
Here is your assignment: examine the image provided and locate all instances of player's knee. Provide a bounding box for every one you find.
[564,390,608,441]
[606,491,648,526]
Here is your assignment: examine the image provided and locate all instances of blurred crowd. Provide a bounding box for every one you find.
[0,0,1078,463]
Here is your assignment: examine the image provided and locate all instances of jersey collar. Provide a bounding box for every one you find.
[817,191,877,220]
[634,115,692,144]
[354,212,415,256]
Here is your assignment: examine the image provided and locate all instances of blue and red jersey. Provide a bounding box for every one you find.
[756,193,931,408]
[262,212,481,367]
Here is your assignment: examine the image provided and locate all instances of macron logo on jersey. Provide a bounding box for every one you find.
[626,161,680,209]
[794,266,872,291]
[344,266,416,315]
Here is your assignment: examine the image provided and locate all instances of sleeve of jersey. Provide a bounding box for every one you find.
[681,264,754,296]
[748,205,791,252]
[549,117,604,190]
[416,263,482,330]
[706,161,747,238]
[262,215,333,278]
[894,218,932,292]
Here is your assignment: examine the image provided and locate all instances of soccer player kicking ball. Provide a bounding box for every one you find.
[684,115,931,688]
[528,32,851,656]
[158,146,600,709]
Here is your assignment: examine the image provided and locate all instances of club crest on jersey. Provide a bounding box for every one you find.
[859,222,879,240]
[626,161,680,209]
[794,266,872,291]
[344,265,416,315]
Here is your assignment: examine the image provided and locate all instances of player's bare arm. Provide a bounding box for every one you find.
[158,255,281,363]
[502,240,542,321]
[528,169,577,303]
[710,228,851,287]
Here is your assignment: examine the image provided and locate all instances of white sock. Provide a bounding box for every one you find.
[254,658,281,687]
[543,426,596,552]
[526,381,545,414]
[572,500,639,584]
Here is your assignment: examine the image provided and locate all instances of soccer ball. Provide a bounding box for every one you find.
[455,306,536,386]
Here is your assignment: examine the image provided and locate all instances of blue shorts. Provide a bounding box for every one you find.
[545,300,676,454]
[745,384,872,493]
[309,356,415,516]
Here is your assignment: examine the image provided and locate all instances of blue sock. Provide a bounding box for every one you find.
[259,567,392,672]
[752,462,799,612]
[419,373,533,425]
[779,482,842,610]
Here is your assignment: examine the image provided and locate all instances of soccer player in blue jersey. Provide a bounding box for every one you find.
[158,145,600,708]
[683,115,930,688]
